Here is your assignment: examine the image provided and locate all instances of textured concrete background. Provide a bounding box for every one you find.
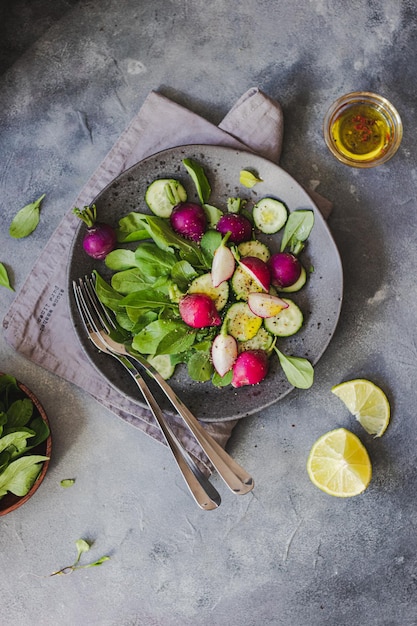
[1,1,416,625]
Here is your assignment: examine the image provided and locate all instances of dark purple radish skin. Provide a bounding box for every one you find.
[239,256,271,292]
[231,349,269,388]
[170,202,207,242]
[216,213,252,244]
[179,293,221,329]
[268,252,302,288]
[73,204,117,260]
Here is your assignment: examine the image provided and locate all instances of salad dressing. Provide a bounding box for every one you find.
[330,104,391,162]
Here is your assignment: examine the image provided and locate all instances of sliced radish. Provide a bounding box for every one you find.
[247,292,289,318]
[239,256,271,292]
[211,242,235,287]
[231,349,269,387]
[211,333,238,376]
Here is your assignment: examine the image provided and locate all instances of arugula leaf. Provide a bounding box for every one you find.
[6,398,33,428]
[116,212,149,243]
[9,194,45,238]
[121,288,175,311]
[141,215,207,267]
[111,268,152,295]
[50,539,110,576]
[105,249,138,271]
[170,260,198,291]
[0,263,14,291]
[200,230,222,266]
[274,348,314,389]
[280,210,315,254]
[0,455,48,497]
[203,203,222,227]
[182,158,211,204]
[132,319,196,355]
[187,350,213,382]
[212,370,233,387]
[134,242,177,277]
[94,271,125,311]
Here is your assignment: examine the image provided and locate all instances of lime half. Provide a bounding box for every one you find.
[332,378,390,437]
[307,428,372,497]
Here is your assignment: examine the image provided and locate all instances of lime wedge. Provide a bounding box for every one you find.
[332,379,390,437]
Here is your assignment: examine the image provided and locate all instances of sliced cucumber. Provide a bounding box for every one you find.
[237,326,274,352]
[147,354,176,379]
[263,298,303,337]
[231,265,263,301]
[237,239,271,262]
[224,302,262,341]
[279,265,307,293]
[253,198,288,234]
[145,179,187,217]
[188,272,229,310]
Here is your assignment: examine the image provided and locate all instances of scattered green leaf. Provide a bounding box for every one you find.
[50,539,110,576]
[60,478,75,488]
[274,348,314,389]
[9,194,45,239]
[239,169,263,188]
[0,263,14,291]
[182,158,211,204]
[280,210,315,255]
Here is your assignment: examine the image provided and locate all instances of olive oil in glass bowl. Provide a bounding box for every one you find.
[323,92,403,168]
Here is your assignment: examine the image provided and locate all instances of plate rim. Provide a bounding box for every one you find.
[67,143,343,422]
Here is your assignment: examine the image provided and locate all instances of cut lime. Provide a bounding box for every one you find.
[332,379,390,437]
[307,428,372,498]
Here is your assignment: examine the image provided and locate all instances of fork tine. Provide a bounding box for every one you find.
[83,275,116,334]
[72,280,97,336]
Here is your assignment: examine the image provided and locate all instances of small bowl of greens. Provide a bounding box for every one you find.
[0,373,52,516]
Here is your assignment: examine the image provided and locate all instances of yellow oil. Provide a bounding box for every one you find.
[331,104,391,162]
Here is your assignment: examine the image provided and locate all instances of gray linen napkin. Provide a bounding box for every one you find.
[2,87,331,473]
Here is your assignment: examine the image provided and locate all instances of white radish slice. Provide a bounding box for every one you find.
[211,244,235,287]
[247,292,289,318]
[211,333,238,376]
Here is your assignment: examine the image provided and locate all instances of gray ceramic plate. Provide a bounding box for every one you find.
[68,145,343,422]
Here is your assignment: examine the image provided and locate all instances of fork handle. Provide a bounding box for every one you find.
[120,359,221,510]
[129,353,254,495]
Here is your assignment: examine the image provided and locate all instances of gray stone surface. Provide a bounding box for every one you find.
[1,1,416,624]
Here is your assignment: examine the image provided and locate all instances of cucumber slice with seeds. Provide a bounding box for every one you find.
[253,198,288,234]
[145,179,187,217]
[237,326,274,352]
[263,298,303,337]
[188,272,229,310]
[237,239,271,262]
[231,265,263,301]
[224,302,262,341]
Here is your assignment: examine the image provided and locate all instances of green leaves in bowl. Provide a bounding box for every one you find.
[0,374,51,511]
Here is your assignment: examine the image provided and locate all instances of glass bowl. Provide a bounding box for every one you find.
[0,374,52,516]
[323,91,403,168]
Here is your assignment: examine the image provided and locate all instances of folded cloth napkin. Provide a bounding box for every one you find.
[3,87,332,474]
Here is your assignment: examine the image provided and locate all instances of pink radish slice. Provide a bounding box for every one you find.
[239,256,271,292]
[211,333,238,376]
[247,292,289,318]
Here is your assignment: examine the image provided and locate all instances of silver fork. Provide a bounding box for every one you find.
[73,280,222,510]
[78,274,254,496]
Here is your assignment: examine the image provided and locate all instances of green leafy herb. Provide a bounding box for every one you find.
[9,194,45,239]
[280,210,315,255]
[274,348,314,389]
[50,539,110,576]
[182,158,211,204]
[60,478,75,488]
[0,263,14,291]
[0,374,50,500]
